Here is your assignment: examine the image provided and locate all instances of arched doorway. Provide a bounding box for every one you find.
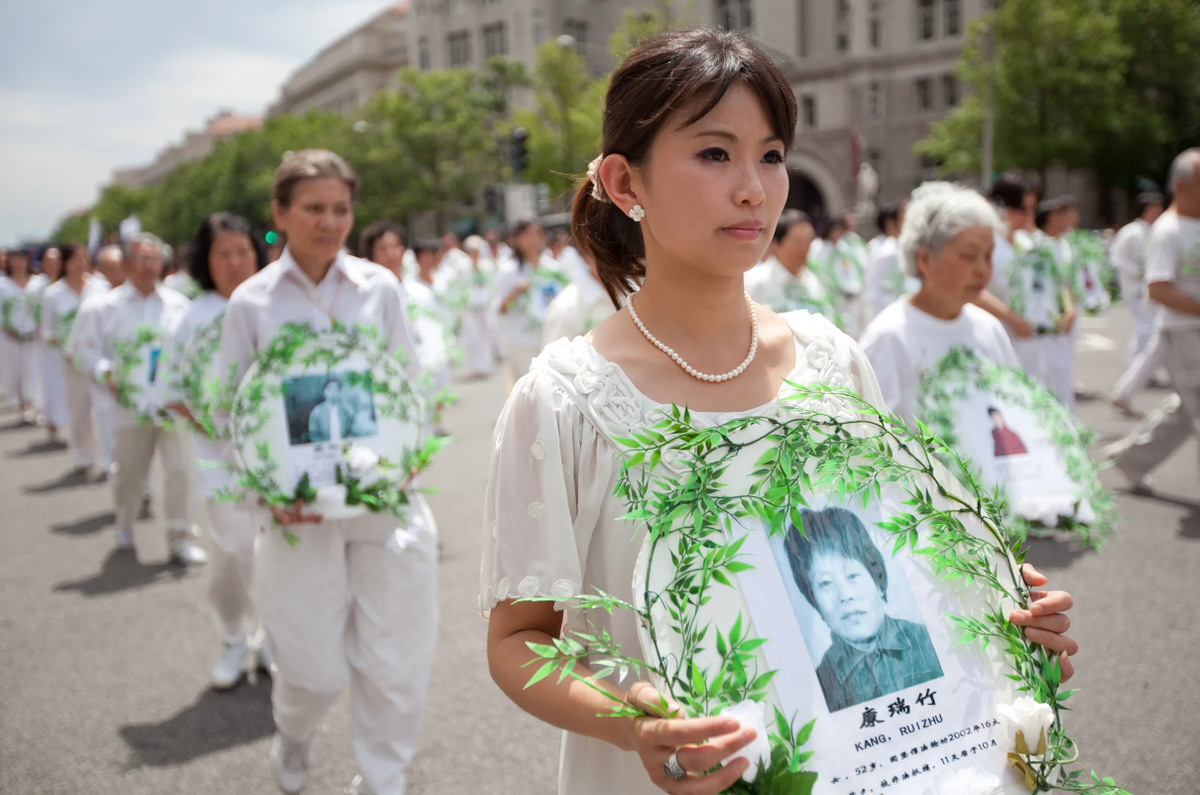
[786,170,826,222]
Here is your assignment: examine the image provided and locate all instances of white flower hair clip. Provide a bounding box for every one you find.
[587,154,610,203]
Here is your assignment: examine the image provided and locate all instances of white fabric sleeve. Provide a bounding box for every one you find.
[66,297,110,383]
[479,371,613,614]
[39,289,58,344]
[210,294,258,429]
[858,327,906,420]
[1145,221,1182,286]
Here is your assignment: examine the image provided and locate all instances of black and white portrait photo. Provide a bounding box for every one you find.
[282,372,379,446]
[780,506,944,713]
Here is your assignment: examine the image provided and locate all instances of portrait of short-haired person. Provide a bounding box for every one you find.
[988,406,1028,458]
[307,377,354,444]
[785,507,944,713]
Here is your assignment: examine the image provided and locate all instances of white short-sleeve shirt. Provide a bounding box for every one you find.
[1144,211,1200,331]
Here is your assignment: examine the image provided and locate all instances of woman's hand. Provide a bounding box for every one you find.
[1057,302,1077,333]
[268,499,323,526]
[1010,564,1077,681]
[1008,316,1035,339]
[499,279,532,314]
[624,682,756,794]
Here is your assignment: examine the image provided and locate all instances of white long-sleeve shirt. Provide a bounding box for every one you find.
[65,281,191,426]
[39,279,87,348]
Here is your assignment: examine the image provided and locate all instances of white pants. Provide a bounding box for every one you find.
[1013,334,1075,411]
[112,423,196,541]
[1113,275,1164,402]
[91,386,116,472]
[62,361,95,468]
[39,344,69,429]
[460,308,494,376]
[0,337,35,406]
[1111,329,1200,479]
[204,498,258,640]
[256,503,438,795]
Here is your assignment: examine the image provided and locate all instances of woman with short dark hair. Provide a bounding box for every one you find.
[164,211,267,691]
[0,248,37,418]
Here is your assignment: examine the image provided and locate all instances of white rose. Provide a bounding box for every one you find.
[997,696,1054,756]
[345,444,380,475]
[718,701,771,783]
[924,767,1001,795]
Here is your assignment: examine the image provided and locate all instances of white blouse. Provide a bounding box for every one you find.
[40,279,86,347]
[165,291,234,497]
[479,311,885,795]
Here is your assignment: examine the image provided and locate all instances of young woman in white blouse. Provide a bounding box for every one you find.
[40,242,96,471]
[164,212,268,690]
[213,150,435,795]
[860,182,1022,426]
[482,30,1079,795]
[494,219,561,393]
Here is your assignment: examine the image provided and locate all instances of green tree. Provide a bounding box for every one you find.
[1091,0,1200,206]
[51,183,153,243]
[915,0,1130,185]
[512,40,606,200]
[608,0,694,60]
[359,67,504,232]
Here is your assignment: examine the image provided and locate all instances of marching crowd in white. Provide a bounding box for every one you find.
[3,26,1199,795]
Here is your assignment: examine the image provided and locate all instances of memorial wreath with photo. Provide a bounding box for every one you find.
[217,321,445,542]
[110,323,171,424]
[914,347,1116,551]
[520,384,1130,795]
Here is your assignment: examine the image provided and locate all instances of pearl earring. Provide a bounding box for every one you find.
[628,204,645,222]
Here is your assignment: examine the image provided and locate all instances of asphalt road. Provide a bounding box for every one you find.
[0,306,1196,795]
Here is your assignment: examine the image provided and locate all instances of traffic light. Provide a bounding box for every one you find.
[511,127,529,177]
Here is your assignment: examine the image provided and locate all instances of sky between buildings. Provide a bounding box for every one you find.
[0,0,388,247]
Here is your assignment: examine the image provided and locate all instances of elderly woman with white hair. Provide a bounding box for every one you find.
[860,182,1021,424]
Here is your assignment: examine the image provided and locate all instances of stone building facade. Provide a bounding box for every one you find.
[269,2,413,117]
[112,111,263,189]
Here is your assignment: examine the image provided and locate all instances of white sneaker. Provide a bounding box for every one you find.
[271,733,310,794]
[114,528,135,551]
[168,542,208,567]
[347,774,376,795]
[256,641,277,676]
[211,637,248,690]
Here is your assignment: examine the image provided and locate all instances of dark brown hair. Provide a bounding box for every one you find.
[358,220,407,261]
[571,27,797,307]
[272,149,360,208]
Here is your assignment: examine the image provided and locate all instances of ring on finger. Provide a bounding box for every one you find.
[664,750,686,781]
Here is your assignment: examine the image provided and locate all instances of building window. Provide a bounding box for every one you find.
[447,29,471,66]
[942,74,959,108]
[716,0,753,30]
[418,36,431,70]
[483,21,508,58]
[563,18,589,51]
[801,95,817,129]
[532,9,546,47]
[945,0,962,36]
[867,82,884,120]
[869,0,883,49]
[917,0,936,41]
[449,0,467,14]
[836,0,851,53]
[915,77,933,112]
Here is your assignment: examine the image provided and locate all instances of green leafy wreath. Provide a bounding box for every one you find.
[170,311,225,438]
[1,295,38,343]
[914,347,1116,550]
[55,306,79,349]
[214,321,447,545]
[1005,245,1067,336]
[520,384,1131,795]
[110,324,171,426]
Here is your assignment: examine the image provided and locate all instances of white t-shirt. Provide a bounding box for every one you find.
[744,256,834,319]
[1145,211,1200,331]
[860,299,1019,425]
[1109,218,1150,281]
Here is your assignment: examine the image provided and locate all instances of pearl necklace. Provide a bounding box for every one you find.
[627,292,758,383]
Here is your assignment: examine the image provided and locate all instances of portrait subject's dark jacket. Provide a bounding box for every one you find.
[815,615,943,713]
